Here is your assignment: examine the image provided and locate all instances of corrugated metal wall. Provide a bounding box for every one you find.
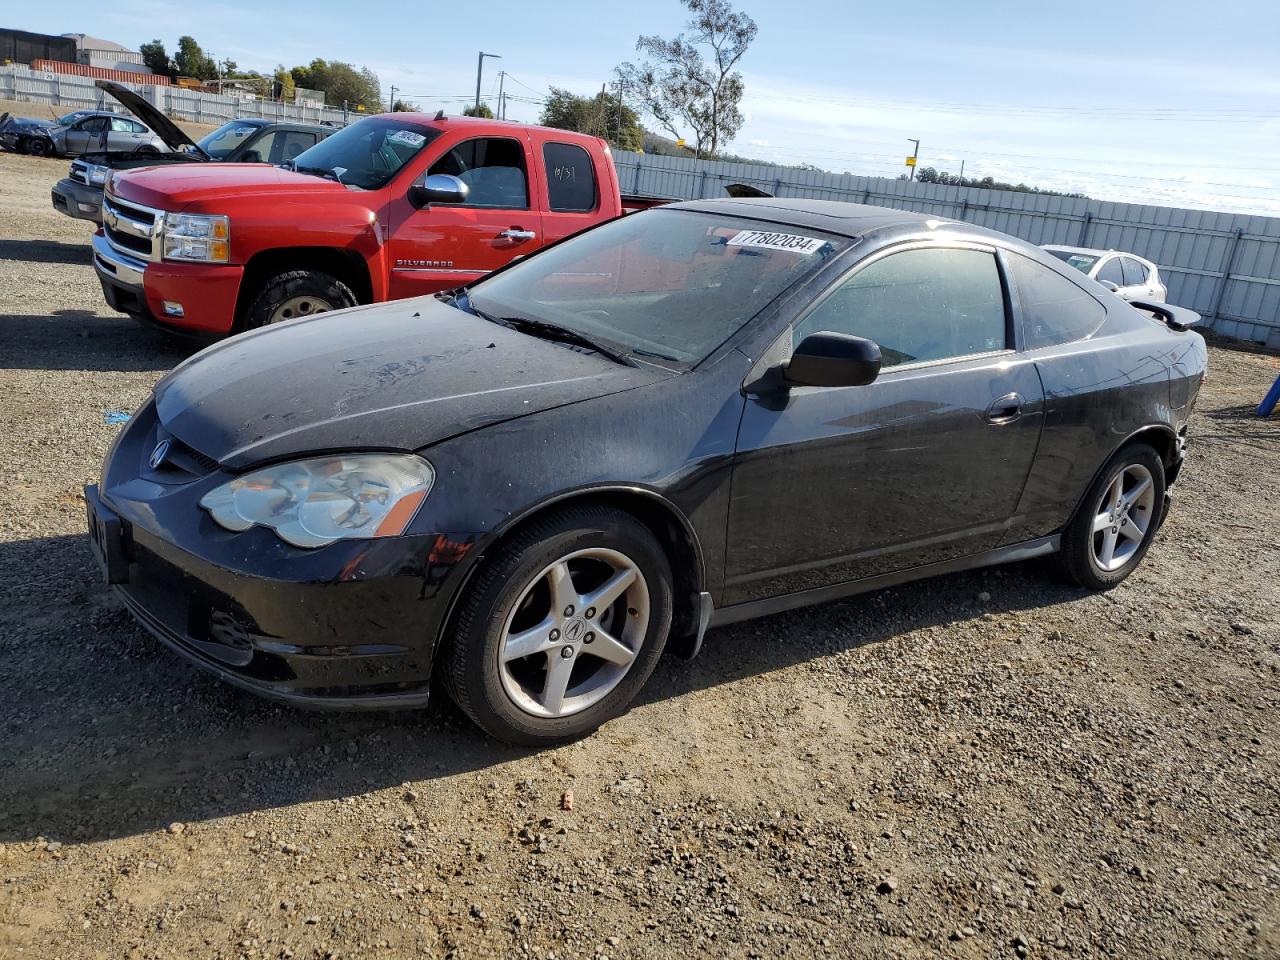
[0,64,350,129]
[615,150,1280,347]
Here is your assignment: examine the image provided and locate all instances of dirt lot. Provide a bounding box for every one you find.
[0,147,1277,960]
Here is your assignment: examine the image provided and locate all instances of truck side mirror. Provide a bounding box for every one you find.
[409,173,469,209]
[782,331,882,388]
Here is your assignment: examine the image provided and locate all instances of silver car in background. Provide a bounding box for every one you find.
[1042,245,1167,303]
[0,110,169,158]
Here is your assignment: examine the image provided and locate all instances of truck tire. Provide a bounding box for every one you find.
[241,269,358,330]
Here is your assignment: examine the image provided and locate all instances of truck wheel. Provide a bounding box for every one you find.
[241,269,357,329]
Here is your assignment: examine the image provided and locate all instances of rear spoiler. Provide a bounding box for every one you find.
[1129,300,1201,332]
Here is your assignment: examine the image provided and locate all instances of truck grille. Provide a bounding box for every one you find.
[70,160,90,185]
[103,193,160,261]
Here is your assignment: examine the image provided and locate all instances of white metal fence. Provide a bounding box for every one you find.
[0,63,351,128]
[615,150,1280,347]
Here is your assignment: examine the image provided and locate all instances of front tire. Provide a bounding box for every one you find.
[27,137,51,157]
[442,506,674,745]
[1058,443,1165,590]
[240,269,357,330]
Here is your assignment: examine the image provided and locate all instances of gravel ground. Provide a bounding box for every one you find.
[0,148,1277,960]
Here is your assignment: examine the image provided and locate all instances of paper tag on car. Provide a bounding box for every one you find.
[727,230,825,255]
[389,129,426,147]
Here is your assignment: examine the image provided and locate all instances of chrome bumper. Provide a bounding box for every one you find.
[92,230,146,288]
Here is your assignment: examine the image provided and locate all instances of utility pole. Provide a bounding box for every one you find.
[959,159,965,181]
[906,138,920,181]
[474,51,501,112]
[496,71,505,119]
[389,85,398,112]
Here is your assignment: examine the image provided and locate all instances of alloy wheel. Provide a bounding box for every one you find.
[1090,463,1156,572]
[497,547,650,719]
[268,294,334,324]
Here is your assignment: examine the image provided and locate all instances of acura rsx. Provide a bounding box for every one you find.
[85,199,1208,744]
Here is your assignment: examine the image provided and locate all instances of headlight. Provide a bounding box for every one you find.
[199,454,434,548]
[87,164,110,186]
[163,213,230,263]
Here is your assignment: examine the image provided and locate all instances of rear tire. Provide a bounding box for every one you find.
[442,505,673,746]
[1058,443,1165,590]
[240,269,357,330]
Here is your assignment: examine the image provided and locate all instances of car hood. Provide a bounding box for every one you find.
[154,297,673,470]
[110,161,348,210]
[0,114,57,134]
[96,80,202,155]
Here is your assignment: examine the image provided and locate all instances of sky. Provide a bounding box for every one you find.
[23,0,1280,214]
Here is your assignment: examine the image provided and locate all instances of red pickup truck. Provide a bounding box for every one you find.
[92,114,660,335]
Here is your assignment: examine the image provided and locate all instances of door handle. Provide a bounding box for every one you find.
[985,392,1024,424]
[499,228,536,241]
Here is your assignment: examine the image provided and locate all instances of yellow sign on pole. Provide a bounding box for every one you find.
[676,138,686,148]
[904,156,917,167]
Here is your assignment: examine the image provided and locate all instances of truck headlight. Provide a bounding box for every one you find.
[87,164,110,185]
[199,454,434,548]
[163,213,230,263]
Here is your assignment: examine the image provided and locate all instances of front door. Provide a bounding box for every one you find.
[723,243,1044,605]
[386,134,543,299]
[65,115,108,155]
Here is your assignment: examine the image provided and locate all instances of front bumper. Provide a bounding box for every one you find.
[88,480,454,709]
[91,229,244,335]
[53,177,103,222]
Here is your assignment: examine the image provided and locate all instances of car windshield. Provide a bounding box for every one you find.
[287,118,441,190]
[467,209,849,364]
[1047,249,1099,274]
[196,121,265,159]
[57,111,90,126]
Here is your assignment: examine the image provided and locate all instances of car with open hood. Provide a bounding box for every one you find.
[52,81,335,224]
[0,105,166,158]
[85,199,1207,745]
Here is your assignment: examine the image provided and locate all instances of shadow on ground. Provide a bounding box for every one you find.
[0,529,1084,845]
[0,311,193,372]
[0,238,95,266]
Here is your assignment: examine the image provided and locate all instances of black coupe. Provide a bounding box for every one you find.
[86,199,1207,744]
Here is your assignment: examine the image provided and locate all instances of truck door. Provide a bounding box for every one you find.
[539,140,609,245]
[386,134,544,299]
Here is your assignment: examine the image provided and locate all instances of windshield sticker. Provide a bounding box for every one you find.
[727,230,825,255]
[388,129,426,147]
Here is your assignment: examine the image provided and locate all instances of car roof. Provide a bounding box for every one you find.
[670,197,946,237]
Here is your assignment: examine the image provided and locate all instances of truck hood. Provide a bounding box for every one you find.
[154,297,672,469]
[96,80,204,156]
[111,161,349,210]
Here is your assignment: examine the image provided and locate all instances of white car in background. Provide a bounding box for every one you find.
[1042,245,1167,303]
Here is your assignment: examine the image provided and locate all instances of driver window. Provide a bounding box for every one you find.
[795,247,1007,368]
[428,137,528,209]
[79,116,109,133]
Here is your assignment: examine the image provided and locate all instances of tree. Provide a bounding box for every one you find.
[290,59,381,110]
[392,100,415,112]
[909,165,1086,198]
[540,86,644,153]
[173,35,217,80]
[463,102,495,118]
[139,39,172,78]
[272,65,296,102]
[616,0,756,158]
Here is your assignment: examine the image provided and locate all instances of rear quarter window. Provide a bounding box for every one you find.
[543,142,598,213]
[1008,253,1107,350]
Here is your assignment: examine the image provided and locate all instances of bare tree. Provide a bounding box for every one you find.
[616,0,757,159]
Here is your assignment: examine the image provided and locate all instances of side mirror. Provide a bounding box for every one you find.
[1098,279,1119,293]
[783,331,882,388]
[409,173,469,209]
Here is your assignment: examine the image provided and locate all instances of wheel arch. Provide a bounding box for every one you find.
[235,246,373,326]
[1064,423,1179,530]
[432,485,707,664]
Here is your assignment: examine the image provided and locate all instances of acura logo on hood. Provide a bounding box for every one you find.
[149,439,171,470]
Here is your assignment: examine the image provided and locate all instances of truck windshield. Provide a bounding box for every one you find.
[196,121,266,159]
[287,118,441,190]
[467,209,848,364]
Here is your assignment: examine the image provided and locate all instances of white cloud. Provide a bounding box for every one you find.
[749,138,771,147]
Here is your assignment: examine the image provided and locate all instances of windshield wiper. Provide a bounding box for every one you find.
[293,164,343,183]
[469,307,634,366]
